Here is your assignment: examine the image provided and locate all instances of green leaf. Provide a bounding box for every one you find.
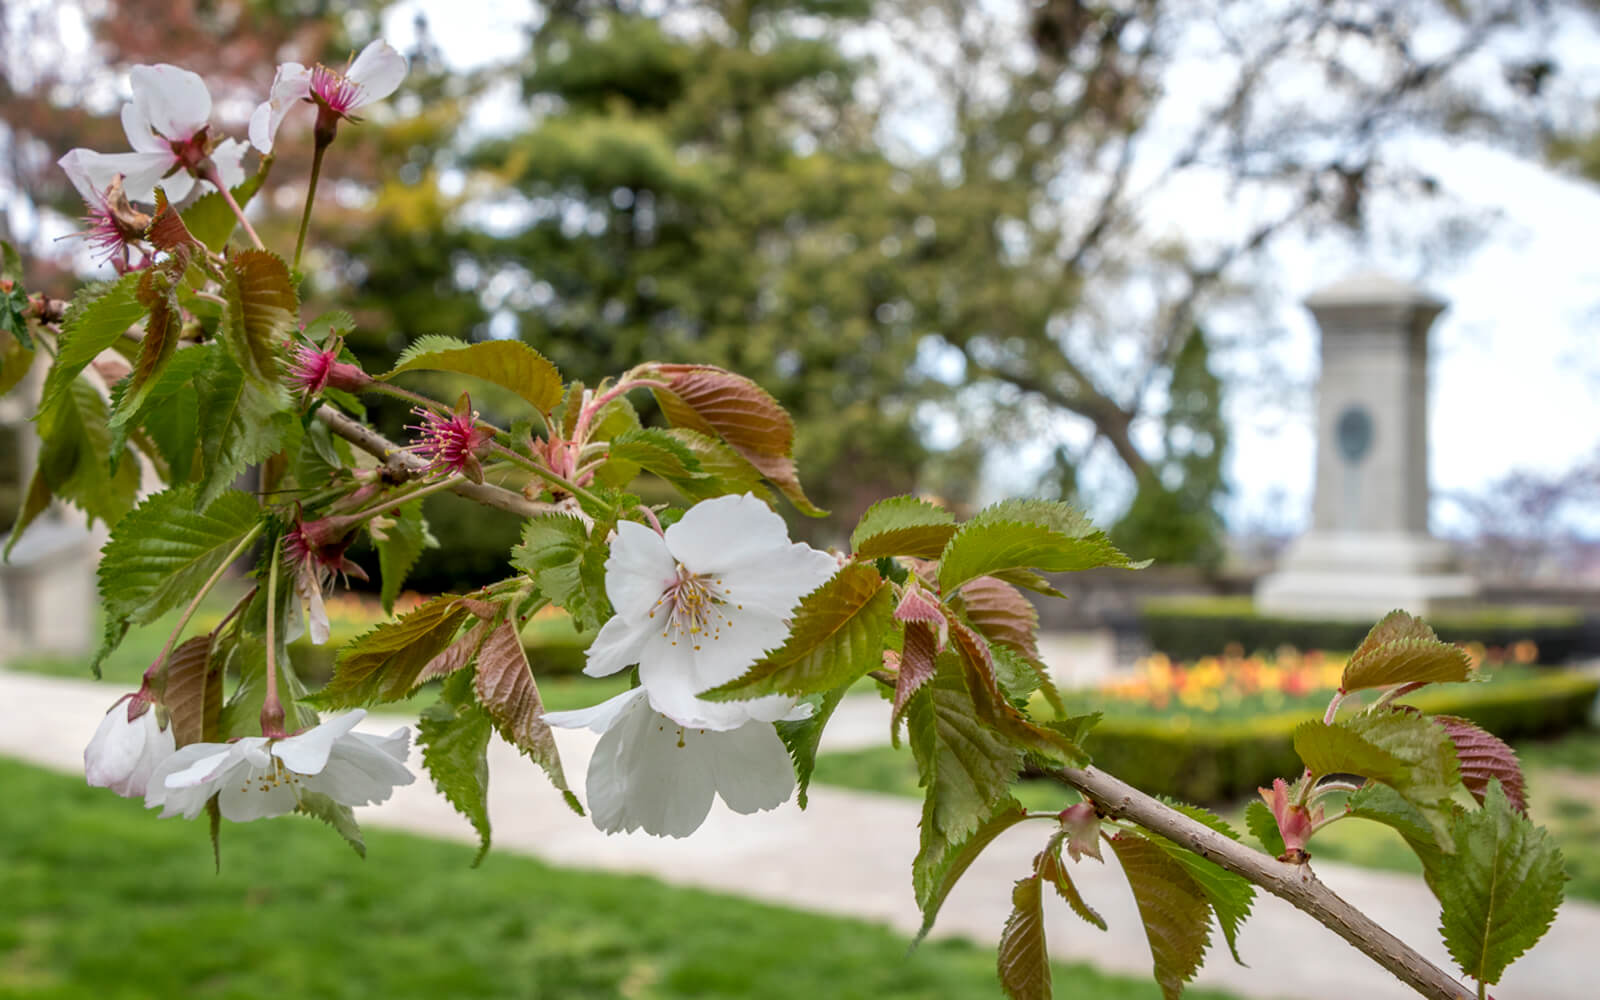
[946,619,1086,766]
[1436,781,1566,986]
[113,269,183,422]
[37,275,144,424]
[660,428,768,501]
[303,310,355,344]
[1109,831,1212,1000]
[1292,719,1411,786]
[384,336,563,413]
[10,376,141,549]
[97,487,259,624]
[646,363,824,515]
[1037,834,1107,930]
[606,427,705,480]
[161,633,219,747]
[997,875,1051,1000]
[774,685,849,810]
[703,562,892,699]
[510,514,613,633]
[0,302,36,396]
[373,501,437,615]
[111,344,212,479]
[219,249,297,385]
[418,672,495,864]
[1148,802,1256,965]
[320,595,472,707]
[193,352,293,506]
[295,791,366,858]
[1438,715,1528,815]
[1244,800,1286,858]
[938,510,1137,593]
[1344,783,1449,888]
[851,496,956,559]
[214,634,316,740]
[908,655,1023,847]
[1345,709,1462,813]
[913,799,1029,940]
[1341,610,1473,692]
[473,619,581,814]
[181,161,268,252]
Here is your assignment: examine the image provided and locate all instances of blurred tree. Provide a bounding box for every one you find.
[1110,326,1227,568]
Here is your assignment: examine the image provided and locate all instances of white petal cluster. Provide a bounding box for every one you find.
[548,493,837,838]
[145,710,414,822]
[57,64,244,204]
[84,696,176,799]
[249,40,408,154]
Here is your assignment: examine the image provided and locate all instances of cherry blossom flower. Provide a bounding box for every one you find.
[545,687,797,838]
[249,40,408,153]
[584,493,837,730]
[145,709,413,822]
[84,688,175,799]
[57,65,246,203]
[55,153,152,271]
[406,396,494,483]
[285,338,372,398]
[284,511,368,644]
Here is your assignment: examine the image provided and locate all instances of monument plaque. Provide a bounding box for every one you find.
[1255,272,1477,619]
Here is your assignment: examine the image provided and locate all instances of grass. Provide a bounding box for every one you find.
[811,729,1600,903]
[0,757,1240,1000]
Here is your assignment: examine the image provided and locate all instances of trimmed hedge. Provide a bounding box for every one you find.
[1079,671,1600,803]
[1138,597,1591,662]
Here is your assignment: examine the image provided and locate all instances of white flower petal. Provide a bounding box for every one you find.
[306,736,415,807]
[120,101,167,153]
[145,742,239,818]
[299,570,331,645]
[210,137,248,191]
[346,40,408,107]
[248,62,311,153]
[63,149,176,204]
[544,687,647,733]
[712,544,837,618]
[604,520,679,620]
[708,722,794,815]
[584,695,716,837]
[57,149,109,205]
[217,762,300,821]
[582,613,652,677]
[154,170,195,203]
[633,605,791,723]
[663,493,793,575]
[128,64,212,141]
[84,701,174,798]
[273,710,364,775]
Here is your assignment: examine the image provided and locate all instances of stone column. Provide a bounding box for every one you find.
[1255,272,1477,620]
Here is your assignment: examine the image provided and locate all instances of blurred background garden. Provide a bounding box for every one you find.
[4,0,1600,997]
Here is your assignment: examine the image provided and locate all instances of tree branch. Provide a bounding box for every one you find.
[1056,764,1476,1000]
[314,404,563,520]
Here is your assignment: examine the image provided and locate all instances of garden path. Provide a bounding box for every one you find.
[3,666,1594,1000]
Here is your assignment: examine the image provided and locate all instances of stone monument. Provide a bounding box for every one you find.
[1255,272,1477,619]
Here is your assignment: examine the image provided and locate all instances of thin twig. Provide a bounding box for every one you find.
[1056,764,1474,1000]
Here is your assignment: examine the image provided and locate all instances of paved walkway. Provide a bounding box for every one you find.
[3,667,1594,1000]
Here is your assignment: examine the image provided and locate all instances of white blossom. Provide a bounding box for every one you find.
[249,40,408,153]
[84,694,175,799]
[57,64,240,203]
[584,493,836,730]
[145,710,413,822]
[546,688,797,838]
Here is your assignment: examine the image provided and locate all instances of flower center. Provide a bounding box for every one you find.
[650,565,735,651]
[244,757,302,796]
[310,65,364,115]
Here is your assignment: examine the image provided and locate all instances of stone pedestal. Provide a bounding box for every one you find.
[1255,272,1478,620]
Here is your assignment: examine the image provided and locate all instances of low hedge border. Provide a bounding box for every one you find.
[1138,598,1592,663]
[1078,672,1600,803]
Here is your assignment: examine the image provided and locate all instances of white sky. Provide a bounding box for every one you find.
[14,0,1600,537]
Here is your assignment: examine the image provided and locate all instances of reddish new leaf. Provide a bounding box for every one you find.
[647,363,823,515]
[959,576,1041,663]
[473,620,577,810]
[945,616,1085,765]
[997,875,1052,1000]
[163,633,219,747]
[1438,715,1528,815]
[893,622,939,727]
[1037,835,1107,930]
[416,620,491,687]
[1110,831,1212,1000]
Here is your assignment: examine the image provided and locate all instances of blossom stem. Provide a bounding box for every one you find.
[633,504,664,535]
[261,534,287,739]
[348,474,461,517]
[199,165,265,251]
[488,442,610,514]
[293,137,330,272]
[1322,690,1346,725]
[147,523,263,687]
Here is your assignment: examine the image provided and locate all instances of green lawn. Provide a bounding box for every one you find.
[0,758,1238,1000]
[812,731,1600,903]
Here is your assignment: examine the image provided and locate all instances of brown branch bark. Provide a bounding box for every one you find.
[1056,764,1476,1000]
[314,404,562,520]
